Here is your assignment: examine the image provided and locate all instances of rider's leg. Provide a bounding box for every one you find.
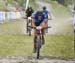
[40,22,46,44]
[45,16,48,33]
[41,29,45,45]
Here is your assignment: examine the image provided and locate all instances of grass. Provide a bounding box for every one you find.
[0,20,22,34]
[0,34,33,56]
[0,34,74,59]
[41,34,74,59]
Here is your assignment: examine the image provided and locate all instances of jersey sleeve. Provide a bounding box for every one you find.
[32,9,34,13]
[31,12,36,18]
[43,13,48,18]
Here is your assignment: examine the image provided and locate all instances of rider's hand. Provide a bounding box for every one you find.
[28,17,31,20]
[36,26,42,30]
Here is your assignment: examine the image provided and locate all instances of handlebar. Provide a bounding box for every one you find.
[28,26,51,29]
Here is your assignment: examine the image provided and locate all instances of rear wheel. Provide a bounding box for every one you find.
[28,27,31,36]
[28,20,32,36]
[26,20,29,33]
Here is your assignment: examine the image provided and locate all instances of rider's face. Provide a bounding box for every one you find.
[29,9,31,11]
[38,16,42,19]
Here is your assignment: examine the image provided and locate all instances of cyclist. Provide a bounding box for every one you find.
[42,6,52,33]
[25,6,34,33]
[26,6,34,18]
[42,6,52,19]
[32,11,48,53]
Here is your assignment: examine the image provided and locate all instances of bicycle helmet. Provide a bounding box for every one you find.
[43,6,46,10]
[37,11,42,16]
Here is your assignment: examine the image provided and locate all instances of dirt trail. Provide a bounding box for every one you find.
[0,56,75,63]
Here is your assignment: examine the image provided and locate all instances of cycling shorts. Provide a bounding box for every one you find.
[35,22,42,26]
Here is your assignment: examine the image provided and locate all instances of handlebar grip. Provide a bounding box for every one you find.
[45,26,51,29]
[28,26,51,29]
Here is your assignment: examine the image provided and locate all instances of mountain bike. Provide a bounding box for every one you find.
[26,17,32,36]
[31,26,50,59]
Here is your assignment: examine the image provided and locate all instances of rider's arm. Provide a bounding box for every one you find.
[31,13,36,27]
[40,18,48,28]
[44,19,48,27]
[26,9,28,13]
[32,18,36,28]
[48,12,52,20]
[32,9,34,13]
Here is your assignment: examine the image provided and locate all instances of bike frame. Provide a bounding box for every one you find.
[36,29,42,48]
[31,26,51,59]
[26,16,32,36]
[35,29,42,59]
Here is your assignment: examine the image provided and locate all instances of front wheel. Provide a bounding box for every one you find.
[37,46,40,59]
[36,36,41,59]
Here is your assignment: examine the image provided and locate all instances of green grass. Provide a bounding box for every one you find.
[0,34,33,56]
[0,20,21,34]
[42,34,74,59]
[0,34,74,59]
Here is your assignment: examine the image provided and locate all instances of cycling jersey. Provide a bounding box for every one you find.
[32,12,47,26]
[26,8,34,17]
[42,10,49,18]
